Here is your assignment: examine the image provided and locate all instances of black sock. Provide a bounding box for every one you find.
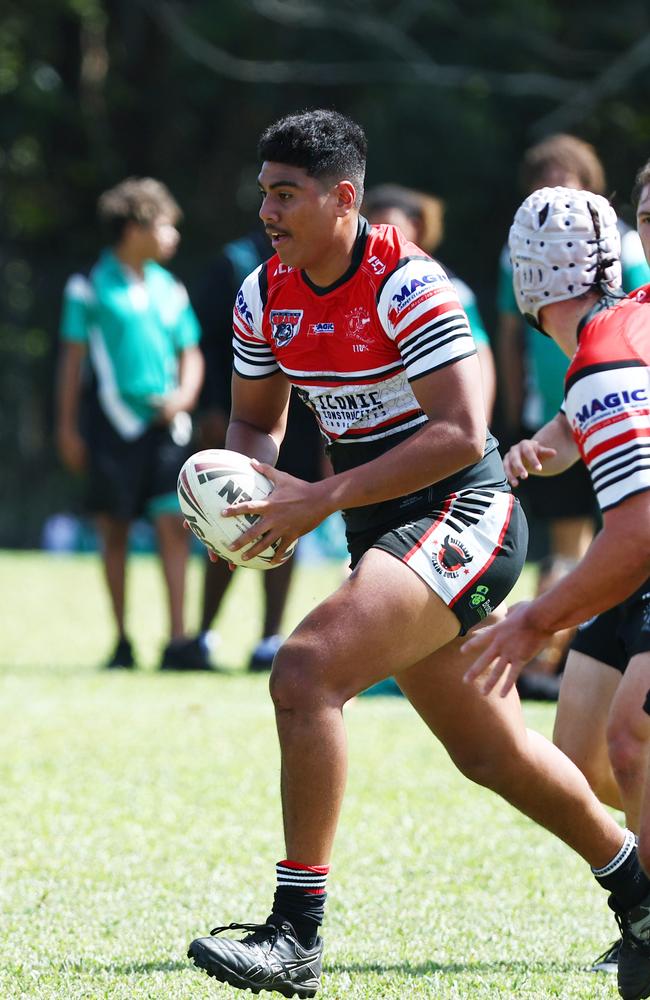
[592,830,650,909]
[271,860,329,948]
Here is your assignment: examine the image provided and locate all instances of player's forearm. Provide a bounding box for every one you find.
[318,420,485,515]
[525,523,650,634]
[226,419,282,468]
[531,413,580,476]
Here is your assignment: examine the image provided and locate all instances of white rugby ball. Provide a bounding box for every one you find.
[177,449,296,570]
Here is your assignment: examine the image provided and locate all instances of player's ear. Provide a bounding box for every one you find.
[334,180,357,216]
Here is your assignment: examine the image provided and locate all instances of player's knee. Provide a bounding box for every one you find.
[270,636,333,713]
[449,745,516,793]
[607,726,646,789]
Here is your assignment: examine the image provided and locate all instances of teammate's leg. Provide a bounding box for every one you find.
[553,652,622,812]
[607,653,650,832]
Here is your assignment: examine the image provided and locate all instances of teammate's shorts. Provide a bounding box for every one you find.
[521,454,598,521]
[570,579,650,674]
[83,400,191,521]
[348,489,528,635]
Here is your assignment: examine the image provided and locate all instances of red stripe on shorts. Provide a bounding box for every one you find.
[403,496,455,563]
[449,493,514,608]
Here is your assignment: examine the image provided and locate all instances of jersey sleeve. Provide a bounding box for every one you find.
[60,273,92,343]
[377,257,476,381]
[566,364,650,512]
[232,265,279,379]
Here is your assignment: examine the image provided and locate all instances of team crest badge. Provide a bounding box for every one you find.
[432,534,473,579]
[270,309,303,347]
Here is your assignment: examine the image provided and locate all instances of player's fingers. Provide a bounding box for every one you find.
[478,656,511,696]
[222,500,268,519]
[499,663,522,698]
[461,646,496,684]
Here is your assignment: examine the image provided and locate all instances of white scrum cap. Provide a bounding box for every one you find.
[508,186,621,327]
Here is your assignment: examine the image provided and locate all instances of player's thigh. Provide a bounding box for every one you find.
[608,652,650,746]
[272,547,461,705]
[553,651,621,761]
[396,615,529,776]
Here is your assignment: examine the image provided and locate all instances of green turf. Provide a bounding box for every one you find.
[0,552,620,998]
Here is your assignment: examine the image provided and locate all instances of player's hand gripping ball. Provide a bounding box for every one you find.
[177,449,297,569]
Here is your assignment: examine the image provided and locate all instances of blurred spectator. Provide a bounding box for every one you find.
[56,177,206,670]
[496,135,650,690]
[635,158,650,263]
[192,229,325,671]
[363,183,496,420]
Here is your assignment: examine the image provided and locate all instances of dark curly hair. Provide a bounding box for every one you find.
[258,109,367,206]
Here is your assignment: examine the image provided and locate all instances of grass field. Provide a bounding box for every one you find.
[0,552,621,999]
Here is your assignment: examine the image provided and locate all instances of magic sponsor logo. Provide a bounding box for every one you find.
[574,388,648,424]
[270,309,303,346]
[391,273,447,308]
[235,289,254,327]
[308,322,335,336]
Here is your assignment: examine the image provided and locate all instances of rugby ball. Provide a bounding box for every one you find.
[177,449,296,570]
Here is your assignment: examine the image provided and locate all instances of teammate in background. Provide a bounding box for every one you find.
[56,177,207,671]
[496,135,650,691]
[547,158,650,977]
[363,184,496,420]
[192,229,325,671]
[464,185,650,1000]
[186,110,650,1000]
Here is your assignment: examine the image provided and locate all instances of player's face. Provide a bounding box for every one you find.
[139,215,180,262]
[367,206,419,243]
[258,161,341,271]
[637,183,650,265]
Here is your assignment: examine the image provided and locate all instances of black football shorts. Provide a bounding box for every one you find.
[348,489,528,635]
[571,579,650,674]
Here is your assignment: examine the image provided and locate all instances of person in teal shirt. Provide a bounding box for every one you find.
[56,177,206,670]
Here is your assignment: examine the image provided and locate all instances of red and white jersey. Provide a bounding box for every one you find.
[232,221,477,446]
[564,284,650,513]
[232,220,505,533]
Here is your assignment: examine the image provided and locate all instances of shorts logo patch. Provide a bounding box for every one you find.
[432,534,473,578]
[270,310,303,346]
[470,584,493,619]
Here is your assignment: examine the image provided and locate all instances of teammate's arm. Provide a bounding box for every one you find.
[56,341,87,473]
[503,410,580,488]
[463,490,650,696]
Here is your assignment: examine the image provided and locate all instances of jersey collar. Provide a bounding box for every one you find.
[576,288,626,340]
[301,217,370,297]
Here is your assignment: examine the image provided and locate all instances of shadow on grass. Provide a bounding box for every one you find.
[325,959,584,976]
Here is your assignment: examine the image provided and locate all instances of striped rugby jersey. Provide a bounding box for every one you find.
[232,219,506,534]
[565,284,650,513]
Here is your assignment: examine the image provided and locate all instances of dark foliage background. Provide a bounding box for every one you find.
[2,0,649,545]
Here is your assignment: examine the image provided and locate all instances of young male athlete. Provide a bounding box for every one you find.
[187,111,650,999]
[464,185,650,1000]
